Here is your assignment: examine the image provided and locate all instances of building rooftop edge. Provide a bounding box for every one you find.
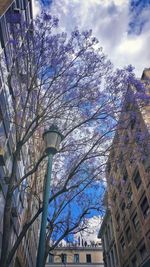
[51,246,103,251]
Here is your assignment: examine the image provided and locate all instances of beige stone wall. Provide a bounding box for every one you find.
[46,246,104,267]
[105,76,150,267]
[0,0,13,16]
[53,248,102,263]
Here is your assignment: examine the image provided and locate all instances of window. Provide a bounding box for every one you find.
[0,91,10,135]
[107,255,111,267]
[120,237,125,253]
[139,244,147,261]
[141,196,150,218]
[130,115,136,130]
[134,171,141,189]
[105,230,109,247]
[127,184,133,201]
[132,213,140,231]
[118,182,122,193]
[6,9,21,24]
[132,256,137,267]
[16,0,21,8]
[86,254,91,263]
[121,201,126,211]
[124,133,129,144]
[111,249,115,267]
[114,164,118,173]
[123,169,128,182]
[74,254,79,263]
[129,149,135,164]
[116,213,120,230]
[102,238,105,252]
[14,257,22,267]
[107,225,111,240]
[126,184,133,209]
[61,254,67,263]
[0,191,5,232]
[114,245,118,264]
[112,193,116,203]
[118,152,124,167]
[107,162,111,174]
[0,16,9,48]
[48,254,54,263]
[126,226,132,243]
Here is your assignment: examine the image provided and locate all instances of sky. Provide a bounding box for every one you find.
[32,0,150,78]
[74,216,102,244]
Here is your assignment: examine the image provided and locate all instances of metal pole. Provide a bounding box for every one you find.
[36,153,53,267]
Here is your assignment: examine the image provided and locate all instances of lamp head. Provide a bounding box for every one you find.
[43,125,63,155]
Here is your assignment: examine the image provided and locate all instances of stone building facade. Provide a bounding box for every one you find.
[0,1,42,267]
[98,208,119,267]
[46,244,104,267]
[99,69,150,267]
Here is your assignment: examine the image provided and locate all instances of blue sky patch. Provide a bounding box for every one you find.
[40,0,53,7]
[128,0,150,35]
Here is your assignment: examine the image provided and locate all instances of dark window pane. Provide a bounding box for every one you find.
[134,171,141,189]
[127,184,133,200]
[74,254,79,263]
[123,169,128,182]
[130,115,136,130]
[120,237,125,253]
[111,249,115,267]
[132,213,140,231]
[140,244,147,261]
[86,254,91,263]
[48,254,54,263]
[132,256,137,267]
[61,254,67,263]
[126,226,132,243]
[121,201,125,211]
[141,196,150,218]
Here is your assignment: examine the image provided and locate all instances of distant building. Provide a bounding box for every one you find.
[99,69,150,267]
[46,243,104,267]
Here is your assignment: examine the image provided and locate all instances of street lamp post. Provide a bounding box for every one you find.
[36,125,63,267]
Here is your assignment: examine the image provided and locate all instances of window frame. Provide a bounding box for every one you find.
[141,196,150,219]
[86,254,92,263]
[61,253,67,264]
[132,213,140,231]
[74,254,79,263]
[139,243,147,261]
[48,254,54,263]
[131,256,137,267]
[133,170,141,190]
[125,226,132,243]
[120,236,126,253]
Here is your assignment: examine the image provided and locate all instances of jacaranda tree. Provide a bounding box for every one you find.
[0,11,148,267]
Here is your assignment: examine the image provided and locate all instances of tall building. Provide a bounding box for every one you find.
[99,69,150,267]
[0,1,42,266]
[98,193,119,267]
[46,243,104,267]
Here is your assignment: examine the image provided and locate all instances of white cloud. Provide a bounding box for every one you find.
[118,36,143,55]
[32,0,41,17]
[74,216,102,245]
[47,0,149,77]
